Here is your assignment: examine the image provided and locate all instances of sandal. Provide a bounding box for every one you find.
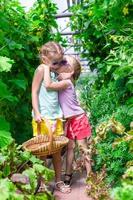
[64,174,73,186]
[55,181,71,193]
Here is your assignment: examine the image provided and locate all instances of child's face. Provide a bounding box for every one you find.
[50,55,68,71]
[54,56,74,74]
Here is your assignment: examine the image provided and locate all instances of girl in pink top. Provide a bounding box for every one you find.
[44,56,92,187]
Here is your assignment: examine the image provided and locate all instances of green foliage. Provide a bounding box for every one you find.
[0,141,54,199]
[0,116,13,148]
[0,178,24,200]
[71,0,133,196]
[0,130,13,148]
[0,0,60,143]
[111,166,133,200]
[94,140,133,185]
[111,183,133,200]
[28,0,58,45]
[70,0,133,69]
[0,116,10,131]
[71,0,133,128]
[75,1,133,188]
[90,116,133,186]
[79,77,132,129]
[0,80,18,102]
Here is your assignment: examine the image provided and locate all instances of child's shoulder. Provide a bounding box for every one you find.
[38,64,46,70]
[36,64,47,73]
[34,65,44,76]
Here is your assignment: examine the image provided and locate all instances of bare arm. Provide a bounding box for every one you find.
[44,65,71,91]
[32,65,43,122]
[57,71,74,81]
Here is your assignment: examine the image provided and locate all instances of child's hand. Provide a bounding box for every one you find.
[57,71,74,80]
[34,113,43,123]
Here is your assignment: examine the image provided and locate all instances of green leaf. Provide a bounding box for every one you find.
[0,80,12,97]
[126,77,133,92]
[20,151,31,161]
[22,168,37,193]
[9,79,27,90]
[29,155,43,164]
[9,41,23,50]
[0,154,7,165]
[106,64,112,73]
[0,178,23,200]
[0,56,14,72]
[0,80,18,102]
[0,117,10,131]
[33,163,47,174]
[113,66,133,80]
[126,97,133,105]
[0,179,12,199]
[3,165,10,177]
[128,106,133,116]
[0,130,13,148]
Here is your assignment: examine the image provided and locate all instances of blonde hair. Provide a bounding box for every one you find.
[39,41,63,63]
[65,55,81,80]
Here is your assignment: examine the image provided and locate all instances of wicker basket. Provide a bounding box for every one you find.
[22,122,69,156]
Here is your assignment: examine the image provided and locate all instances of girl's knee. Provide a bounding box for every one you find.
[67,141,75,151]
[55,150,61,156]
[52,151,61,160]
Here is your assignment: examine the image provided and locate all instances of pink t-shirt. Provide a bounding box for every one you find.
[58,80,84,118]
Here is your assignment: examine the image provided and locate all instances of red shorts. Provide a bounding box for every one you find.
[65,113,91,140]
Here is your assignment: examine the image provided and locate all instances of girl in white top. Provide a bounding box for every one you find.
[32,41,71,193]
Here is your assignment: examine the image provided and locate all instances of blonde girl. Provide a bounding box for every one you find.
[32,41,71,193]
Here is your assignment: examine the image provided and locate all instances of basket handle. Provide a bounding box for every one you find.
[37,122,41,135]
[37,120,53,151]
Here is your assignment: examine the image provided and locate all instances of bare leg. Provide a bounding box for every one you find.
[52,150,62,182]
[77,138,91,176]
[64,139,75,185]
[53,150,71,193]
[66,139,75,175]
